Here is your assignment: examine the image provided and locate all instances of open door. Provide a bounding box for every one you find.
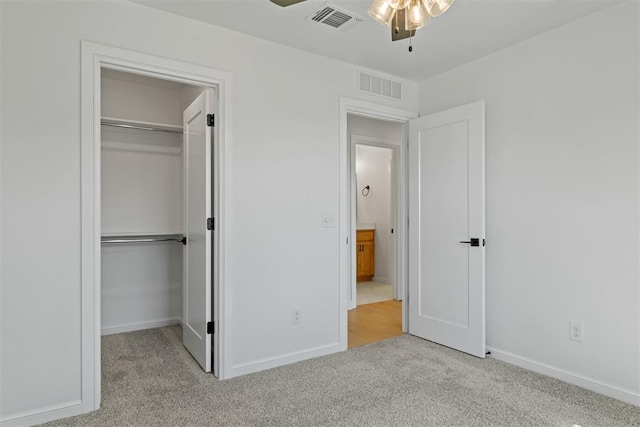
[183,90,215,372]
[408,101,485,358]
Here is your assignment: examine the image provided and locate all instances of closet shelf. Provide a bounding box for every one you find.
[101,116,183,134]
[101,231,184,238]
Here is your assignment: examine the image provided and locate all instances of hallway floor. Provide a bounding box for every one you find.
[348,299,403,348]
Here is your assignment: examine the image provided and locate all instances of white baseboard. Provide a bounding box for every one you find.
[0,400,82,426]
[487,346,640,407]
[101,317,181,336]
[230,343,342,378]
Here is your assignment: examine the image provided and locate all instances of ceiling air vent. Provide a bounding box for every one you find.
[307,3,363,31]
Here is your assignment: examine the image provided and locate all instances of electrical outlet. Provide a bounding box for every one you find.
[570,321,583,342]
[292,307,302,325]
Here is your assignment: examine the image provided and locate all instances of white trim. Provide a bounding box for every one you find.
[0,401,82,426]
[81,42,234,419]
[339,97,418,349]
[230,343,341,377]
[101,318,182,336]
[487,347,640,406]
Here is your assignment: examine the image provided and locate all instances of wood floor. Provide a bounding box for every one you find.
[348,299,403,348]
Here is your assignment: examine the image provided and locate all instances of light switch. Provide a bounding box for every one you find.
[321,212,336,228]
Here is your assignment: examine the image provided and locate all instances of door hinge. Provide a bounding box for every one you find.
[207,114,215,127]
[207,217,215,231]
[207,321,214,334]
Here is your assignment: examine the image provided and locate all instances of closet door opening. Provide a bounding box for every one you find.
[99,69,218,383]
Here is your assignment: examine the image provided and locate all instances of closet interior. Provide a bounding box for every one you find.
[100,69,209,343]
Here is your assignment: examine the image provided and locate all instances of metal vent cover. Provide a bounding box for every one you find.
[358,71,403,101]
[307,3,363,31]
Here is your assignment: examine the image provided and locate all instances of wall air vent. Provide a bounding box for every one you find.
[358,70,403,101]
[307,3,364,31]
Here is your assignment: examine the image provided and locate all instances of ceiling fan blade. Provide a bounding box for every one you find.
[269,0,308,6]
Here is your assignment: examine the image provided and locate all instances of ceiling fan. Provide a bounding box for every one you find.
[269,0,307,6]
[269,0,454,48]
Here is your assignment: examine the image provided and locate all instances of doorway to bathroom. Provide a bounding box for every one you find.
[347,114,404,348]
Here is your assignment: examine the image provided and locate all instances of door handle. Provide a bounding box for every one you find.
[460,238,481,247]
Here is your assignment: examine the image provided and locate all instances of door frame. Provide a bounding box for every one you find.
[349,135,400,306]
[80,41,234,414]
[339,97,418,350]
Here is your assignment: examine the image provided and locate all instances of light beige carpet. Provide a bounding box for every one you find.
[357,280,394,305]
[45,326,640,426]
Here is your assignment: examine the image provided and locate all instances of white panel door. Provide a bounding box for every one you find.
[408,101,485,358]
[183,90,214,372]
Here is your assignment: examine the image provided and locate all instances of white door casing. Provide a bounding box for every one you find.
[339,98,418,347]
[81,42,232,421]
[183,90,214,372]
[408,101,486,358]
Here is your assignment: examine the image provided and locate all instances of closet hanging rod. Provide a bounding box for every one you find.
[101,237,186,245]
[101,121,183,134]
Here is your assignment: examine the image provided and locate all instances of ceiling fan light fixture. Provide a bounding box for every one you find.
[389,0,411,9]
[368,0,395,26]
[423,0,454,17]
[269,0,308,6]
[367,0,454,50]
[406,0,430,30]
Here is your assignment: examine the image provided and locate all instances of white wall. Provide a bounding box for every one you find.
[355,145,393,283]
[101,72,185,235]
[0,0,418,422]
[102,70,184,126]
[101,243,183,334]
[348,114,404,143]
[181,84,207,113]
[419,2,639,399]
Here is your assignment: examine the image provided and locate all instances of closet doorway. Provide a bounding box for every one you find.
[81,42,232,411]
[100,69,216,371]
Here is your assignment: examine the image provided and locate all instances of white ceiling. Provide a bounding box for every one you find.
[132,0,619,82]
